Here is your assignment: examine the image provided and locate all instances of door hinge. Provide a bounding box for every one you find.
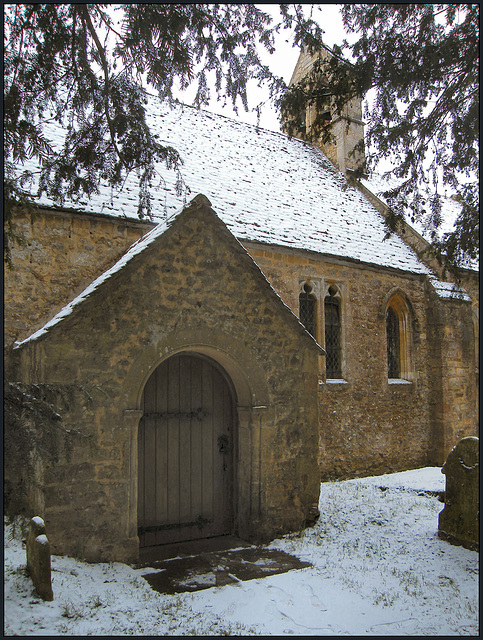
[139,515,212,535]
[143,408,209,422]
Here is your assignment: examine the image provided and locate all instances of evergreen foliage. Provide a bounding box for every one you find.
[281,4,479,268]
[3,381,96,518]
[4,4,478,268]
[4,4,322,260]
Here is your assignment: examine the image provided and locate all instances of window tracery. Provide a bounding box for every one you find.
[299,282,317,338]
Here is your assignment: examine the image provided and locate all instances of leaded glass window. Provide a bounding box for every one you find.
[324,287,341,379]
[386,306,400,378]
[299,283,317,337]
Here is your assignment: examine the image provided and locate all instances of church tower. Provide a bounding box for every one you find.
[287,46,366,177]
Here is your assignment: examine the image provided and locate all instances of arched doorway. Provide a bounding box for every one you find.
[138,353,235,547]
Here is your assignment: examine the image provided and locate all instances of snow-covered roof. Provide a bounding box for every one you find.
[361,173,478,272]
[26,95,433,275]
[428,277,472,302]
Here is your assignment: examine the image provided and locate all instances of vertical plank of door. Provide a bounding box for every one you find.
[178,356,192,527]
[222,380,234,531]
[201,359,214,523]
[154,359,168,544]
[167,356,180,527]
[212,367,226,532]
[141,368,157,547]
[190,356,203,533]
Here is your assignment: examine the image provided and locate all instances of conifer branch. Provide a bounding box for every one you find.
[80,5,123,165]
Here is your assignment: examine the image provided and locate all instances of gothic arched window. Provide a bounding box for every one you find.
[324,285,342,379]
[299,283,317,338]
[385,294,412,380]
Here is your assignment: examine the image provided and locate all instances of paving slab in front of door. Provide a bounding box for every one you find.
[135,542,311,594]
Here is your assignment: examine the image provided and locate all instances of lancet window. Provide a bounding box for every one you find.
[324,285,342,379]
[299,283,317,338]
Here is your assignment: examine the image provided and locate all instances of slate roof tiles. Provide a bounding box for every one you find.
[32,96,433,275]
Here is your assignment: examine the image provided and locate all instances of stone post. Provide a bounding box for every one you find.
[26,516,54,601]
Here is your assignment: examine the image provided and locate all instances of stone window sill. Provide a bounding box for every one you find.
[319,379,348,388]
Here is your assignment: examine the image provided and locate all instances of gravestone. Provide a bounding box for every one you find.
[26,516,54,600]
[438,437,479,551]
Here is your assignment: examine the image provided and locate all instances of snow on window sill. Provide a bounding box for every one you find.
[388,378,412,385]
[319,379,348,386]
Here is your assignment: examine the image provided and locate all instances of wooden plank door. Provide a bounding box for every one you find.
[138,354,234,547]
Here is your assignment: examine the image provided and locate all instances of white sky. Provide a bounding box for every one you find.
[172,4,351,132]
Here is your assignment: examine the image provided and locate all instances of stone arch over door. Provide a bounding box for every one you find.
[138,352,236,547]
[124,330,270,411]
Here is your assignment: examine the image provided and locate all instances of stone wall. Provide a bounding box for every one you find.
[459,269,479,388]
[245,242,478,478]
[5,206,479,489]
[425,284,478,463]
[9,199,320,562]
[5,207,153,346]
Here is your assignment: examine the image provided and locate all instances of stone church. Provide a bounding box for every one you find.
[5,48,478,562]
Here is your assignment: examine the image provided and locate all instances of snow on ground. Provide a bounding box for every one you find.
[4,467,479,636]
